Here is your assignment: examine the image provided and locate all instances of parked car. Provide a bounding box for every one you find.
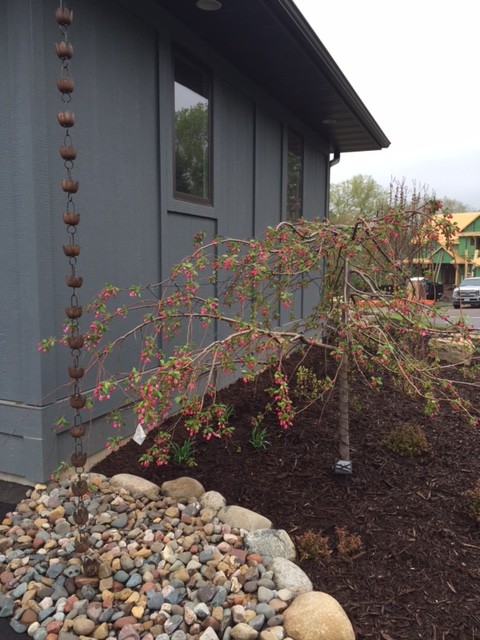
[408,277,444,301]
[379,278,444,301]
[452,277,480,308]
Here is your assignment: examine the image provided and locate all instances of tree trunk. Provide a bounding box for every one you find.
[338,351,350,460]
[338,257,350,460]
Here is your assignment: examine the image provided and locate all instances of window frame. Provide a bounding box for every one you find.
[172,50,213,206]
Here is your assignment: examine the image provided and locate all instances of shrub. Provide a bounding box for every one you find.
[295,530,332,561]
[384,423,431,458]
[293,366,332,402]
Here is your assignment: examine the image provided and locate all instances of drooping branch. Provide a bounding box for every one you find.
[39,207,479,467]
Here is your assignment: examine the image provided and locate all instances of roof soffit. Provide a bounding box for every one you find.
[155,0,390,153]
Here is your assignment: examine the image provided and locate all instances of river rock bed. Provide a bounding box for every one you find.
[0,473,354,640]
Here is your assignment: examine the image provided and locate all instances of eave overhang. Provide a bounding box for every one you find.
[155,0,390,153]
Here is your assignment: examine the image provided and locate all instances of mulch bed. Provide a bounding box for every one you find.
[93,348,480,639]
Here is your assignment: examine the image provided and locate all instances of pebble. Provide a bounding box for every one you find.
[0,476,309,640]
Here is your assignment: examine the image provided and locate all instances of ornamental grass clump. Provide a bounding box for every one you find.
[384,423,431,458]
[171,439,197,467]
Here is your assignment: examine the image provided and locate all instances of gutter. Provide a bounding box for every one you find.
[329,148,340,167]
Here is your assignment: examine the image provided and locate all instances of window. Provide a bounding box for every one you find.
[174,54,211,203]
[287,130,303,220]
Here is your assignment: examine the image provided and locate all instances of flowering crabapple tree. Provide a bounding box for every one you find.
[40,200,477,467]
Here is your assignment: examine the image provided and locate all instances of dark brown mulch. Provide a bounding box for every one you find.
[93,349,480,640]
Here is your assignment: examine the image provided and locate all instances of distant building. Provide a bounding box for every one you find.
[418,213,480,285]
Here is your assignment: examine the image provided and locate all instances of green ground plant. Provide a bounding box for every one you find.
[171,439,197,467]
[293,365,332,402]
[384,423,431,458]
[51,460,72,482]
[248,414,271,450]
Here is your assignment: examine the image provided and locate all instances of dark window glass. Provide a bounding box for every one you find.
[174,55,211,202]
[287,130,303,220]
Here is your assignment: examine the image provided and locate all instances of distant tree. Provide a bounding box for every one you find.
[441,197,473,213]
[175,103,209,198]
[329,175,388,223]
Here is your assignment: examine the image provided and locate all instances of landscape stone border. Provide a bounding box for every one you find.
[0,473,355,640]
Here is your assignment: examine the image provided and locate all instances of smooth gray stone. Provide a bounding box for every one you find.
[113,570,130,583]
[10,619,28,634]
[164,614,183,633]
[11,582,28,598]
[197,583,216,603]
[55,522,71,536]
[33,627,48,640]
[126,573,142,588]
[0,595,15,617]
[52,585,69,601]
[164,589,183,605]
[99,606,115,622]
[147,594,164,611]
[46,563,65,579]
[80,584,96,601]
[255,603,275,619]
[38,606,56,622]
[248,613,266,630]
[111,512,128,528]
[211,586,228,608]
[267,614,284,626]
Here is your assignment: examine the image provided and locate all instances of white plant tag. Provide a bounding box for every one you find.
[133,423,146,445]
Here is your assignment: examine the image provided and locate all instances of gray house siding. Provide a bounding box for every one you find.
[0,0,329,483]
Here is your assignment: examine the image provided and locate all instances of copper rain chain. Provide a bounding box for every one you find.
[55,2,99,576]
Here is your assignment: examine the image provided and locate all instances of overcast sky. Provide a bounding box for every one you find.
[294,0,480,209]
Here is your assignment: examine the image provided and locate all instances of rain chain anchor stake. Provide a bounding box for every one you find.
[55,2,99,575]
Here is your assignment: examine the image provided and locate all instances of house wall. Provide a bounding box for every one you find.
[458,217,480,277]
[0,0,329,483]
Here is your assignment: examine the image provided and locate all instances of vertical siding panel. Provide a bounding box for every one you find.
[0,0,54,405]
[215,83,255,239]
[254,108,283,234]
[302,143,329,317]
[303,142,328,220]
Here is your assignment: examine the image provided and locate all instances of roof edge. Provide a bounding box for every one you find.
[264,0,390,150]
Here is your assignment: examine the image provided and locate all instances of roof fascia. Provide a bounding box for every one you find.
[263,0,390,149]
